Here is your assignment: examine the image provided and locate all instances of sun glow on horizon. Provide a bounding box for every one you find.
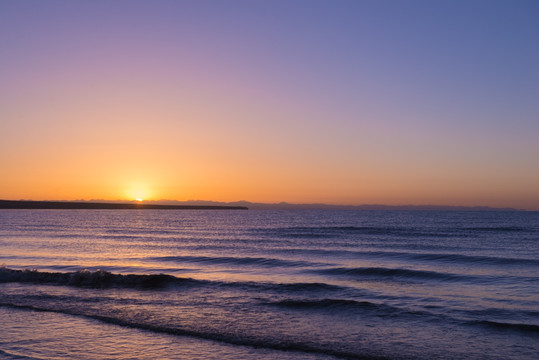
[125,182,152,203]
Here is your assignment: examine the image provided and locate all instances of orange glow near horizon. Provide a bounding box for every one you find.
[125,182,153,203]
[1,2,538,210]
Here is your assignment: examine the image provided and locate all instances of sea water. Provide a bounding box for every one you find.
[0,209,537,360]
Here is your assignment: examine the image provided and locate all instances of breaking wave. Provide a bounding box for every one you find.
[0,267,191,289]
[0,267,350,294]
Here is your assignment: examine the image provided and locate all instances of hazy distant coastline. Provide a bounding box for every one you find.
[153,200,522,211]
[0,199,522,211]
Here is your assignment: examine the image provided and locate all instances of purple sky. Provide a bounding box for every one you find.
[1,1,538,209]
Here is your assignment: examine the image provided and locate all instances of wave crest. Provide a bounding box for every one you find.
[0,267,185,289]
[313,266,467,281]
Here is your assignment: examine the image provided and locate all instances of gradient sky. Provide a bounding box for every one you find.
[1,0,538,209]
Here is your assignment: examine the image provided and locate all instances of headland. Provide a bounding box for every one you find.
[0,200,248,210]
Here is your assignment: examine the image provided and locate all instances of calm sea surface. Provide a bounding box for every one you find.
[0,209,538,360]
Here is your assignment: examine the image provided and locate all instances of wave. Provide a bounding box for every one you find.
[312,266,468,282]
[270,298,375,309]
[252,224,534,240]
[0,348,46,360]
[204,279,349,293]
[285,248,539,267]
[254,226,450,238]
[469,320,539,334]
[405,252,538,266]
[151,255,318,268]
[461,308,539,319]
[268,299,539,337]
[258,282,345,292]
[0,267,195,289]
[265,298,405,317]
[464,226,528,232]
[0,267,352,295]
[354,251,539,267]
[0,302,389,360]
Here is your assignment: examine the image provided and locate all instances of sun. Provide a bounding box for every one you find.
[125,182,152,202]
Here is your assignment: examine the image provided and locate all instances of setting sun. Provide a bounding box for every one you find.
[125,182,152,202]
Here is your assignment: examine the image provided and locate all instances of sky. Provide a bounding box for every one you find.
[1,0,538,209]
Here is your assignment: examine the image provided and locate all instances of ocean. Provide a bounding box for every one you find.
[0,209,537,360]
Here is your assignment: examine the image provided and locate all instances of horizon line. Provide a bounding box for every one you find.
[0,198,531,211]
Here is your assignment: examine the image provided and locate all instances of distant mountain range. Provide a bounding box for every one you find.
[0,199,523,211]
[149,200,521,211]
[94,199,521,211]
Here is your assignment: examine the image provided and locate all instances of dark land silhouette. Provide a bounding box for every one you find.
[0,200,248,210]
